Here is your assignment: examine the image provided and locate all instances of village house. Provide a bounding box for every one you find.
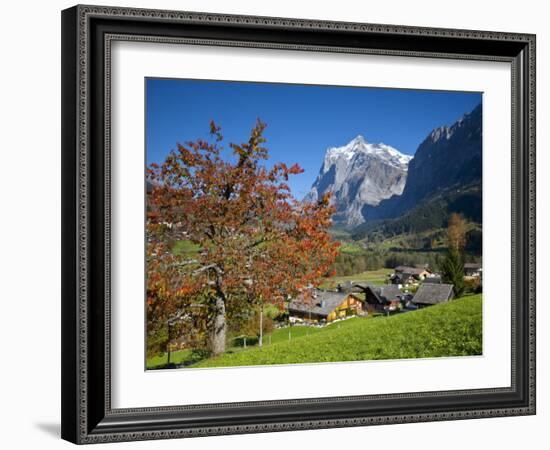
[336,281,369,294]
[394,265,431,278]
[390,265,431,287]
[389,272,417,286]
[412,283,454,308]
[363,285,403,313]
[464,262,482,278]
[288,290,364,323]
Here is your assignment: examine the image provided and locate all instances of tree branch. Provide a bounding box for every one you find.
[193,263,223,276]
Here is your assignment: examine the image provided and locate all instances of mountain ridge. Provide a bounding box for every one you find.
[362,103,482,222]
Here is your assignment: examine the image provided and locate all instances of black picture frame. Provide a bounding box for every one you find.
[61,4,536,444]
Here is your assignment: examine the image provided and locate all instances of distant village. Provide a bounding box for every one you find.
[288,263,482,325]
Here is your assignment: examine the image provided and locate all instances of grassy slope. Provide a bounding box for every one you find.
[147,349,194,369]
[339,241,368,255]
[194,294,482,368]
[146,326,326,369]
[360,223,481,251]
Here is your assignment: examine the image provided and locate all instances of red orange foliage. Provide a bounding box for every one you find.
[146,120,339,356]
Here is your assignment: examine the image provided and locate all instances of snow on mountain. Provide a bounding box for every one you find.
[305,135,412,228]
[322,135,411,171]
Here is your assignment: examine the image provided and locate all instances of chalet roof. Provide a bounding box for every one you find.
[337,281,369,294]
[413,284,454,305]
[394,266,427,275]
[289,290,353,317]
[366,285,403,304]
[391,272,418,282]
[464,263,482,269]
[393,266,428,275]
[377,285,403,302]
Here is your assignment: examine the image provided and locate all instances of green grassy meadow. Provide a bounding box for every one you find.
[148,294,482,369]
[146,325,326,369]
[147,349,195,369]
[320,268,394,289]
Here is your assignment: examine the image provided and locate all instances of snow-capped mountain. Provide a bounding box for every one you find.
[305,135,412,228]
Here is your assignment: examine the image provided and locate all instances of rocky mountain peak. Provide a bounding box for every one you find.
[306,136,411,228]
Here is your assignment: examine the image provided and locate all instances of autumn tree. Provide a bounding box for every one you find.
[146,120,339,356]
[146,246,210,360]
[447,212,467,252]
[441,213,466,297]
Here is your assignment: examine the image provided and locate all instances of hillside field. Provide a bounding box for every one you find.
[148,294,482,369]
[147,325,326,369]
[320,268,393,289]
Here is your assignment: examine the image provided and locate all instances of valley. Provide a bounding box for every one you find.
[145,86,484,371]
[310,103,483,276]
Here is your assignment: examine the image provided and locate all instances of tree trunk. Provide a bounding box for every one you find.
[259,306,263,347]
[167,323,172,365]
[210,295,226,356]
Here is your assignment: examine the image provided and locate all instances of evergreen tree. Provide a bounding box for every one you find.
[441,247,465,297]
[441,213,467,297]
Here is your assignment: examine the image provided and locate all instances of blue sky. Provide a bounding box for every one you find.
[146,78,481,198]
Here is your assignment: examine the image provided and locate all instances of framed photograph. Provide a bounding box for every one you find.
[61,4,536,444]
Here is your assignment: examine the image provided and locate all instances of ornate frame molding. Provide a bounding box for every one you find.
[61,4,536,444]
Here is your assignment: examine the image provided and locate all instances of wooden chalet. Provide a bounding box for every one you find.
[390,272,417,286]
[288,290,364,323]
[390,266,431,286]
[363,285,403,313]
[394,265,431,278]
[336,281,369,294]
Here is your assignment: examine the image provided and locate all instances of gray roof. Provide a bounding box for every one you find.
[391,272,417,282]
[337,281,369,294]
[464,262,481,269]
[367,285,403,304]
[394,266,427,275]
[289,290,352,317]
[413,284,454,305]
[378,285,402,302]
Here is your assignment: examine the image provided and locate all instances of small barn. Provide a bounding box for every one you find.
[412,283,454,307]
[288,290,364,323]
